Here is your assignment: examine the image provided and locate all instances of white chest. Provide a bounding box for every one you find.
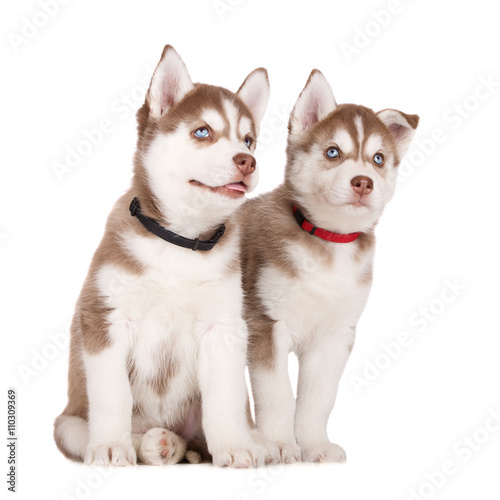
[258,242,373,348]
[94,231,243,426]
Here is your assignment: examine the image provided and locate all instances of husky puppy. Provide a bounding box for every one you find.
[54,45,271,468]
[240,70,418,463]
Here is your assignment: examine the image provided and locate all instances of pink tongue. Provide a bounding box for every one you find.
[225,183,247,192]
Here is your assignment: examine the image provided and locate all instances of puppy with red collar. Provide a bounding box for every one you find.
[239,70,418,463]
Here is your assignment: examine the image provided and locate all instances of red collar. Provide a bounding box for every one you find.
[292,206,362,243]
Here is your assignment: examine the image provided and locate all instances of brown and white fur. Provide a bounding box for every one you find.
[239,70,419,463]
[53,45,274,468]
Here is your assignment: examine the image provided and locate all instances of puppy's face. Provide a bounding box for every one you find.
[145,85,261,209]
[136,46,270,227]
[286,70,419,233]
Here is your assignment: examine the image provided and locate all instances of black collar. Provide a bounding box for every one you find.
[129,198,225,251]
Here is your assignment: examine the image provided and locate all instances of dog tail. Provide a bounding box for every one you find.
[54,413,88,462]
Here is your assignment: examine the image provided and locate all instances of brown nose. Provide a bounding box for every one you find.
[233,153,256,177]
[351,175,374,195]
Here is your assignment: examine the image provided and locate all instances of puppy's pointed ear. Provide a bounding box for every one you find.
[237,68,270,128]
[147,45,194,117]
[289,70,337,136]
[377,109,419,160]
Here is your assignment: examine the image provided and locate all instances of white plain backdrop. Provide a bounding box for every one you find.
[2,0,500,499]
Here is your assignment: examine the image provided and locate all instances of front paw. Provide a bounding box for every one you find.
[250,431,281,464]
[276,441,301,464]
[211,441,266,468]
[85,441,136,466]
[301,442,346,463]
[138,428,186,465]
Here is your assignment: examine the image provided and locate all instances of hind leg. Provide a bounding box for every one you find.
[132,428,186,465]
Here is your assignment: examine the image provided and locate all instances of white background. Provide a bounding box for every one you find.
[2,0,500,499]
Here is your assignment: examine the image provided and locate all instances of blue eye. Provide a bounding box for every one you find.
[244,137,252,148]
[194,127,209,138]
[373,153,384,166]
[326,147,340,158]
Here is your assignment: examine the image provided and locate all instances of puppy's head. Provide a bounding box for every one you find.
[286,70,419,233]
[135,45,270,230]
